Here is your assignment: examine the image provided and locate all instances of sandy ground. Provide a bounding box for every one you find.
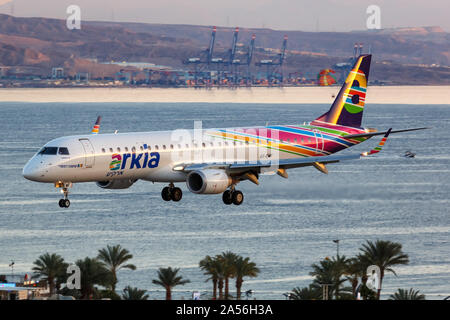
[0,86,449,104]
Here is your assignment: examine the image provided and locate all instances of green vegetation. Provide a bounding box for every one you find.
[97,244,136,292]
[27,239,421,300]
[288,239,415,300]
[31,245,139,300]
[152,267,190,300]
[75,257,113,299]
[122,285,149,300]
[357,240,410,299]
[288,285,321,300]
[32,252,68,296]
[199,252,260,300]
[389,288,426,300]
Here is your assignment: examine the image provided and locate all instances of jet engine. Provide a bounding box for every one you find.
[186,169,232,194]
[96,179,136,189]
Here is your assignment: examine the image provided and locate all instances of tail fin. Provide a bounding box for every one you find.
[315,54,371,128]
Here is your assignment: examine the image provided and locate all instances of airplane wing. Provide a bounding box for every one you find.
[180,153,360,172]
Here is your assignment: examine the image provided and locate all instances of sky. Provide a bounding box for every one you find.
[0,0,449,32]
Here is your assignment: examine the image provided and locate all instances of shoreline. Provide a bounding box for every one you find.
[0,86,449,104]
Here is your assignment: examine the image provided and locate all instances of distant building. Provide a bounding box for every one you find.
[0,274,44,300]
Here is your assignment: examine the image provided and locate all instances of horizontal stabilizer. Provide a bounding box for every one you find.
[345,127,428,139]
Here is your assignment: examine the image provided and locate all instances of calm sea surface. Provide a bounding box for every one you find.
[0,102,449,300]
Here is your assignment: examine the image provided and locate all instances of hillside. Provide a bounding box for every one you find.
[0,14,449,84]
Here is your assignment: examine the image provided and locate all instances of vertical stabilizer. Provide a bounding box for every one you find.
[315,54,371,128]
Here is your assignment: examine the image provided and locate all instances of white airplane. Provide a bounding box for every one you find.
[23,55,426,208]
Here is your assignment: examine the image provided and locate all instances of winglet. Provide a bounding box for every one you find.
[361,128,391,156]
[91,116,101,134]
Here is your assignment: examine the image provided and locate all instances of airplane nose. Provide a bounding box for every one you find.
[23,161,43,181]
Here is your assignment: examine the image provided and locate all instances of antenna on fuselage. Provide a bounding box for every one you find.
[91,116,101,134]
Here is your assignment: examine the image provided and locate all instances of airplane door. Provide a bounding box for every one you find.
[79,138,95,168]
[313,130,324,153]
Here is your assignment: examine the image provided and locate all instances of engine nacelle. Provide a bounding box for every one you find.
[96,179,136,189]
[186,169,232,194]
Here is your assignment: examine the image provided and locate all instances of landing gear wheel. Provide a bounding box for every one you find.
[161,187,172,201]
[171,187,183,202]
[58,199,70,208]
[222,190,233,205]
[232,190,244,205]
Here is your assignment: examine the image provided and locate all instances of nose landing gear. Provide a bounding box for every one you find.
[55,181,72,208]
[161,183,183,202]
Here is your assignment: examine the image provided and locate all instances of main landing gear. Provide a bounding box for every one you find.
[55,181,72,208]
[161,183,183,202]
[222,186,244,206]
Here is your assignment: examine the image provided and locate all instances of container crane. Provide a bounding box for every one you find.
[255,35,288,84]
[182,26,218,85]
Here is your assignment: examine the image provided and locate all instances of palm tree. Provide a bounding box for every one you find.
[344,257,367,297]
[289,285,321,300]
[97,244,136,292]
[76,257,113,299]
[32,253,68,296]
[234,256,260,300]
[220,251,239,300]
[310,256,349,300]
[357,240,409,299]
[389,288,425,300]
[122,285,149,300]
[199,255,221,300]
[152,267,190,300]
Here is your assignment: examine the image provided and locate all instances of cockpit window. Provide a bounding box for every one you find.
[38,147,58,155]
[58,147,70,155]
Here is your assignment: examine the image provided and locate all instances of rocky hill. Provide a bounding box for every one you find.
[0,14,449,84]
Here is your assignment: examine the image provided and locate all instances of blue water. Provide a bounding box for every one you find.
[0,102,449,300]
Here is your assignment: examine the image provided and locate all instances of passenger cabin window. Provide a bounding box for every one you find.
[38,147,58,155]
[125,147,129,152]
[109,148,113,153]
[58,147,70,155]
[117,147,121,152]
[102,148,106,153]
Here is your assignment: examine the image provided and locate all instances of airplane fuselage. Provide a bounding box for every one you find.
[23,122,367,184]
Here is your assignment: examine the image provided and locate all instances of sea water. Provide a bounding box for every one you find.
[0,101,449,300]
